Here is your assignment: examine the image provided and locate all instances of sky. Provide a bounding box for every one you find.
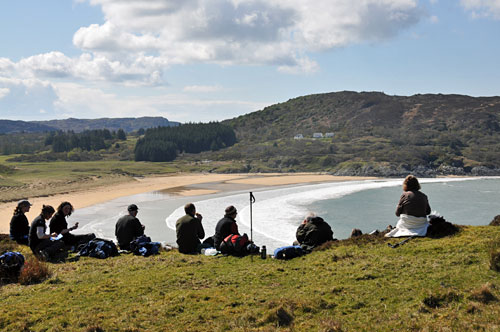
[0,0,500,123]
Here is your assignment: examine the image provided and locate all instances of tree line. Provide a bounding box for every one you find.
[44,129,127,153]
[134,122,236,162]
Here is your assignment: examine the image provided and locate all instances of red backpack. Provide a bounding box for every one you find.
[220,234,250,256]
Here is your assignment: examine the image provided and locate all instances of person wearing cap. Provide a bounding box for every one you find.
[115,204,145,250]
[9,199,32,245]
[213,205,240,251]
[176,203,205,254]
[49,201,95,249]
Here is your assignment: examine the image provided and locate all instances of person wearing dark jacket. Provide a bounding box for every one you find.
[115,204,145,250]
[9,200,32,245]
[176,203,205,254]
[49,201,95,249]
[295,213,333,251]
[29,205,66,261]
[213,205,240,250]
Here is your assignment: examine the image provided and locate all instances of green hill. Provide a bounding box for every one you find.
[188,91,500,175]
[1,226,500,331]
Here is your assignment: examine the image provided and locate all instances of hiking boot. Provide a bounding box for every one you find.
[38,250,49,262]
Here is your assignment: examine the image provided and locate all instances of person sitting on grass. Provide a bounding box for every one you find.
[9,199,32,245]
[385,175,431,238]
[213,205,240,251]
[49,201,95,250]
[115,204,145,250]
[295,213,333,252]
[29,205,66,262]
[176,203,206,254]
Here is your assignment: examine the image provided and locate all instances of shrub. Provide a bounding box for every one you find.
[490,215,500,226]
[18,257,51,285]
[489,242,500,272]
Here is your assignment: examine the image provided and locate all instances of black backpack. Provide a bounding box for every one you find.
[273,246,305,260]
[78,238,119,259]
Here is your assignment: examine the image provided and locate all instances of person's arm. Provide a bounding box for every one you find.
[395,194,405,217]
[231,222,239,235]
[196,218,205,239]
[296,224,307,244]
[61,222,79,235]
[36,226,56,240]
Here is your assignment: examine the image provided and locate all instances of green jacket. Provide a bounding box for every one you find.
[296,217,333,250]
[176,214,205,254]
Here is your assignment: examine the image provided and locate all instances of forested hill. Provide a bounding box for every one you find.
[0,117,179,134]
[32,116,179,133]
[214,91,500,175]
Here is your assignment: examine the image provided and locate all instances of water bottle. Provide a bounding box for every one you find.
[260,245,267,259]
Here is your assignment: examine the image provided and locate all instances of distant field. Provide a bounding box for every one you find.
[1,226,500,331]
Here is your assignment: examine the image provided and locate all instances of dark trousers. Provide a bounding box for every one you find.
[63,233,96,249]
[32,239,65,258]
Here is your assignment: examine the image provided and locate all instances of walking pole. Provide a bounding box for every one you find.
[249,192,256,243]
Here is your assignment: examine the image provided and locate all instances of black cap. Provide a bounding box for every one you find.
[127,204,139,211]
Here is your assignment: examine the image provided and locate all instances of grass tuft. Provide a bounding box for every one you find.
[85,327,105,332]
[422,291,462,308]
[320,318,344,332]
[18,257,51,285]
[469,284,498,304]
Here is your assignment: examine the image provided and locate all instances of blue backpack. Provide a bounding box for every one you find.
[129,235,161,257]
[273,246,305,260]
[78,238,119,259]
[0,251,25,281]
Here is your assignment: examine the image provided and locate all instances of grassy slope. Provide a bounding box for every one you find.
[1,226,500,331]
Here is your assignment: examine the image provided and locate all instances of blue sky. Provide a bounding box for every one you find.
[0,0,499,122]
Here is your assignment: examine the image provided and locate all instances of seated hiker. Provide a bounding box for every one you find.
[386,175,431,238]
[115,204,146,250]
[49,201,95,249]
[213,205,240,251]
[176,203,206,254]
[9,199,32,245]
[29,205,66,261]
[295,213,333,251]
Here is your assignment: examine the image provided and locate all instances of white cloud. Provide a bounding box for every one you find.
[0,87,10,99]
[72,0,425,75]
[183,85,222,93]
[461,0,500,19]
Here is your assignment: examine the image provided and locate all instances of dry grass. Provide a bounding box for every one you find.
[18,257,51,285]
[469,284,498,304]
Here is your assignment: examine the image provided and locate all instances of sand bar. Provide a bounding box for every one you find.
[0,173,375,233]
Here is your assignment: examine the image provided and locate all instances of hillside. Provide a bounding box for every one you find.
[0,120,55,134]
[0,117,179,134]
[186,91,500,175]
[1,225,500,331]
[33,116,179,133]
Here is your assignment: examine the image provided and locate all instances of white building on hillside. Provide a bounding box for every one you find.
[294,134,304,140]
[325,132,335,138]
[313,133,323,138]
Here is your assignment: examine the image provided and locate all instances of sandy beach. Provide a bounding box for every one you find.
[0,173,374,233]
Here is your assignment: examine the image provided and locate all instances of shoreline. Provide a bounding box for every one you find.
[0,173,376,233]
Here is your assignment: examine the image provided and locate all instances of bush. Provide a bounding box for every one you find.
[18,257,51,285]
[490,248,500,272]
[490,215,500,226]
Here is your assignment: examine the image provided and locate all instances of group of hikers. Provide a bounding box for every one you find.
[8,175,436,261]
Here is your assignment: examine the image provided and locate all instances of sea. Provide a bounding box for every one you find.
[72,177,500,252]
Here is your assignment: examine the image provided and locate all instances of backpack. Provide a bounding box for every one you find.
[129,235,161,257]
[273,246,305,260]
[0,251,25,282]
[78,238,119,259]
[219,234,250,256]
